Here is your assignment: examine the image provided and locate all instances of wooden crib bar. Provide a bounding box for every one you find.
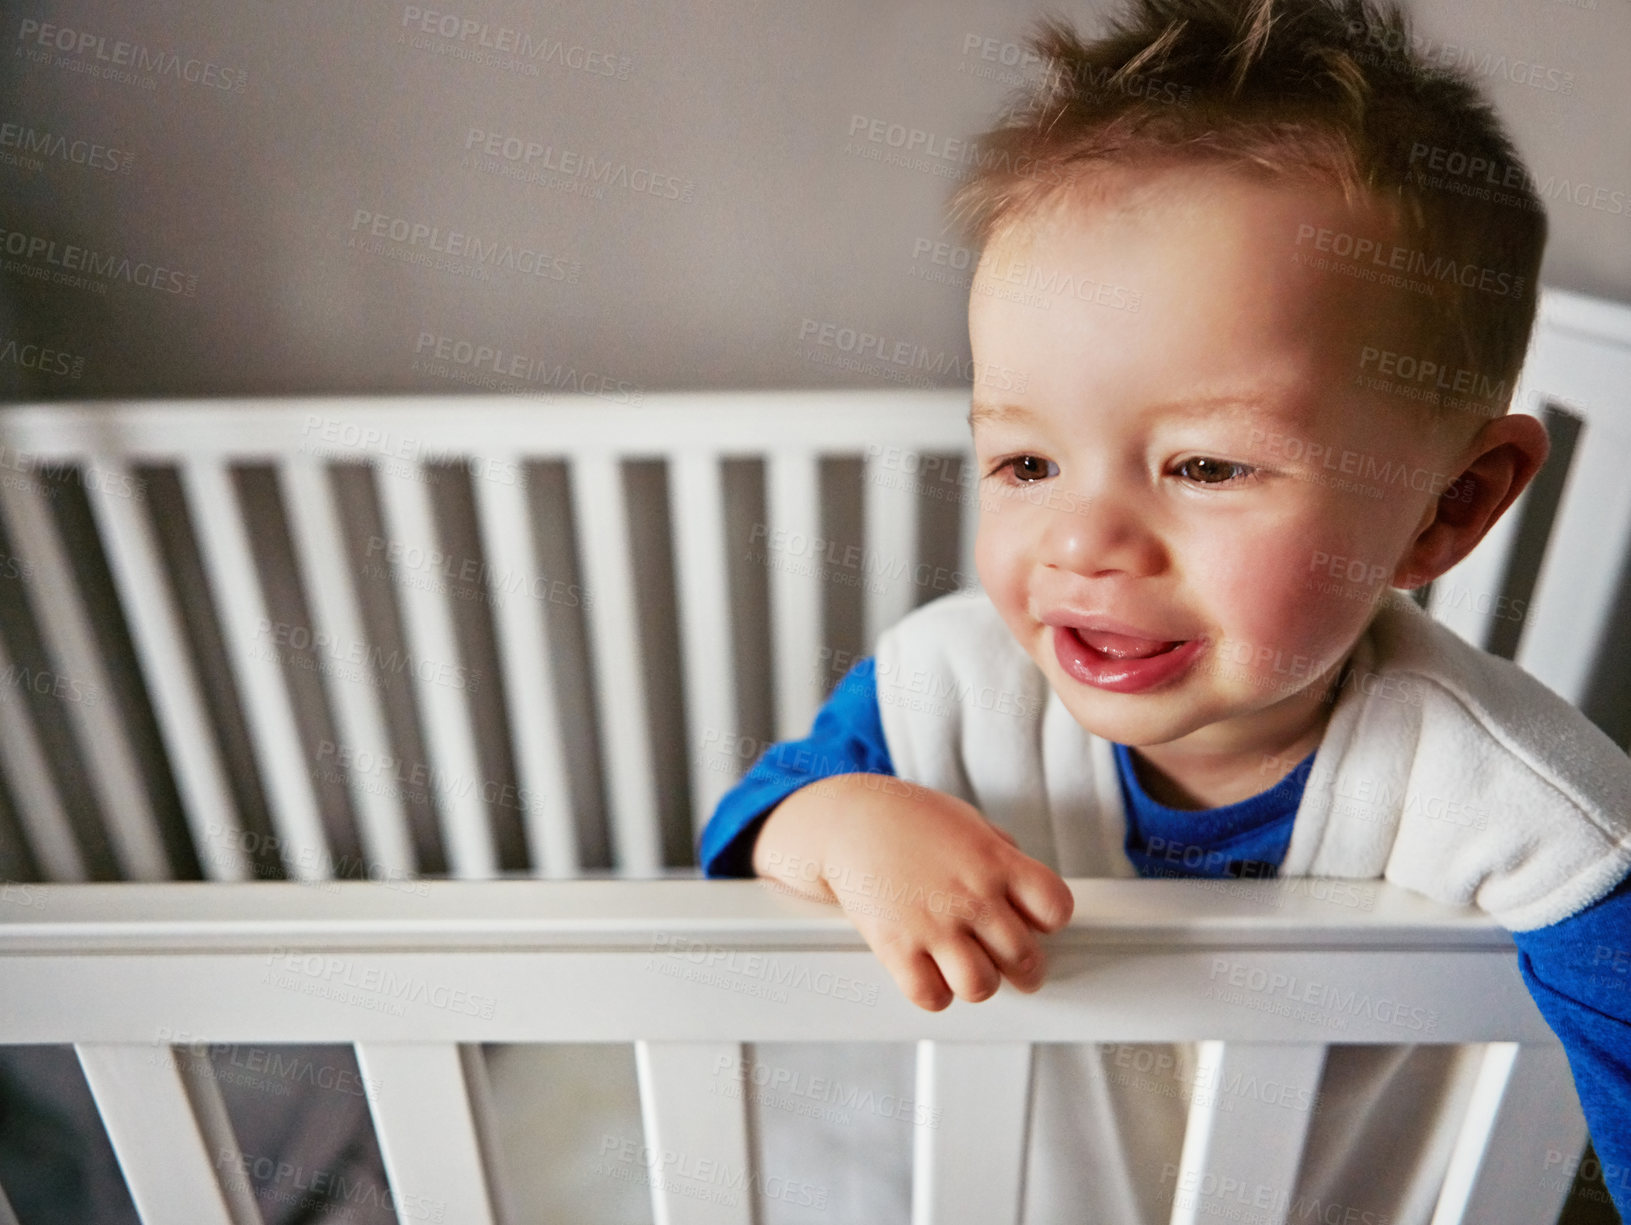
[280,457,417,878]
[355,1041,498,1225]
[470,454,581,878]
[75,1043,239,1225]
[911,1041,1033,1225]
[1169,1041,1326,1225]
[0,473,168,880]
[81,456,253,881]
[0,879,1584,1225]
[184,458,333,881]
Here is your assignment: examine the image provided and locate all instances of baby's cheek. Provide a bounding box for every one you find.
[1204,538,1366,673]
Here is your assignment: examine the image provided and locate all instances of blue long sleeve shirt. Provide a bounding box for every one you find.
[698,655,1631,1218]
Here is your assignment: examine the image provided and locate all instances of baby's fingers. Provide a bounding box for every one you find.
[971,906,1047,993]
[869,935,955,1012]
[930,935,1004,1004]
[1007,862,1076,933]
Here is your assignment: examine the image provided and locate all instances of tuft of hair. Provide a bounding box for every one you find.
[947,0,1547,425]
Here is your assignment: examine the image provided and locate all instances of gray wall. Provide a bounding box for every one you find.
[0,0,1628,401]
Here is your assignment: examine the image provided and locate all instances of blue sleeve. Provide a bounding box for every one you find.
[696,656,894,878]
[1510,870,1631,1219]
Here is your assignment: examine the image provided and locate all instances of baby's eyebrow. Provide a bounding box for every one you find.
[966,401,1033,429]
[968,391,1300,432]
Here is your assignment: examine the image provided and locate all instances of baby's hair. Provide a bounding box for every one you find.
[948,0,1547,427]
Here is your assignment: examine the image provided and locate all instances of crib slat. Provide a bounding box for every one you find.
[0,626,86,880]
[280,458,416,878]
[459,1044,518,1225]
[374,464,498,878]
[172,1044,265,1225]
[1428,1042,1585,1225]
[80,458,250,881]
[767,452,824,740]
[182,460,330,881]
[1512,332,1631,704]
[1168,1042,1326,1225]
[571,454,662,875]
[470,460,580,877]
[0,473,169,880]
[76,1044,239,1225]
[912,1041,1032,1225]
[355,1042,496,1225]
[863,446,921,648]
[634,1041,755,1225]
[669,452,739,841]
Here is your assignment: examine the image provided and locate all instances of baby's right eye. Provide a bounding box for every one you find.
[991,455,1058,482]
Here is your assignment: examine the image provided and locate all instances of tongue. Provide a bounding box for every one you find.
[1075,627,1178,660]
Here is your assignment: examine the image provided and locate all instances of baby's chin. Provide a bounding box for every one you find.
[1042,658,1312,749]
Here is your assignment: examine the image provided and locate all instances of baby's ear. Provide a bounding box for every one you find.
[1396,414,1550,586]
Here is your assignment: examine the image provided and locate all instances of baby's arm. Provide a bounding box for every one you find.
[751,773,1074,1011]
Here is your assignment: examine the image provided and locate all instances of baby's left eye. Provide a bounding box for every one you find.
[1177,457,1255,485]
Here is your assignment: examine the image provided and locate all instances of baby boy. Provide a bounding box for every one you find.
[701,1,1631,1219]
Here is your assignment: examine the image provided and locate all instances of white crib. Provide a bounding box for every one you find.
[1,285,1629,1224]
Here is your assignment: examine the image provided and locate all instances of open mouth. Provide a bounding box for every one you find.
[1053,624,1203,693]
[1070,626,1186,660]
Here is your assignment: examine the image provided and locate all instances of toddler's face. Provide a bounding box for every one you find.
[968,165,1467,754]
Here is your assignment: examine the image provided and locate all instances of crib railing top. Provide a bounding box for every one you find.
[0,879,1545,1046]
[0,389,975,459]
[0,877,1515,950]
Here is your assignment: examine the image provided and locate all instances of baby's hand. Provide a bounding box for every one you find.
[752,774,1075,1011]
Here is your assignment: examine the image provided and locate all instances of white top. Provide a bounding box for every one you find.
[874,585,1631,931]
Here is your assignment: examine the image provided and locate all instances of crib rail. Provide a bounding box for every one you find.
[4,287,1631,894]
[0,390,977,887]
[0,879,1585,1225]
